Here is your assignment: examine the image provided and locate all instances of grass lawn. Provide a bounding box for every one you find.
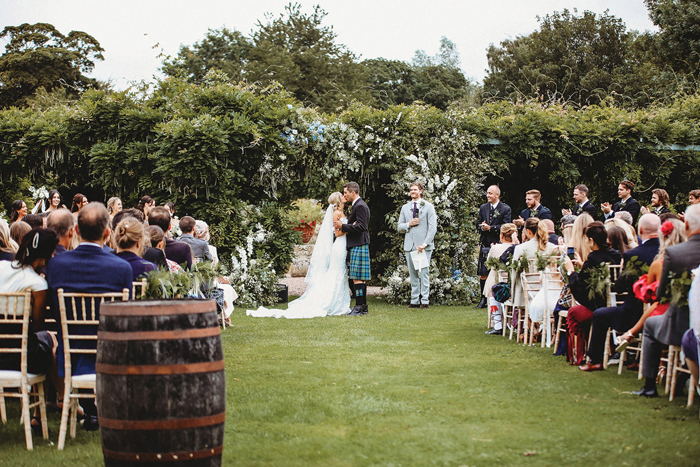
[2,297,699,466]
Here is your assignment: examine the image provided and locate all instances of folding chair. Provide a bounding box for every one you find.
[602,264,628,369]
[520,272,543,345]
[668,345,696,406]
[57,288,129,450]
[132,279,148,299]
[0,290,49,450]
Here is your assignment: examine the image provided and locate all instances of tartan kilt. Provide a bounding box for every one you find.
[348,244,371,281]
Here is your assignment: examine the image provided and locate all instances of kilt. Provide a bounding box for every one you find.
[348,244,371,281]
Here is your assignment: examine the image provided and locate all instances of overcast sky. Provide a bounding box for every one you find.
[1,0,657,90]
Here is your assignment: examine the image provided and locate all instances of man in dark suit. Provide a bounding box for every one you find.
[579,214,661,371]
[641,188,672,217]
[562,184,597,219]
[514,189,552,241]
[178,216,213,263]
[46,208,74,256]
[45,202,132,429]
[634,205,700,397]
[602,180,641,225]
[148,206,192,269]
[476,185,512,308]
[335,182,371,316]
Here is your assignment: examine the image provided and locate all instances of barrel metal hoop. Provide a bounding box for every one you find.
[99,412,225,430]
[96,360,225,375]
[102,445,224,462]
[100,302,215,316]
[98,327,220,341]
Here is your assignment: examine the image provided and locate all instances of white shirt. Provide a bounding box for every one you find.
[0,261,47,293]
[352,197,360,207]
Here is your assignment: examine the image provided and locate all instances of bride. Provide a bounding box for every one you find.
[247,192,351,318]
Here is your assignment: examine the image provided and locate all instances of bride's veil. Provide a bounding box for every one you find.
[303,205,335,286]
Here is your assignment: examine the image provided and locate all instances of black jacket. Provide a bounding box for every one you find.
[569,248,622,311]
[342,198,370,249]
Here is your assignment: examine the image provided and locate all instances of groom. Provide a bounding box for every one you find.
[334,181,371,316]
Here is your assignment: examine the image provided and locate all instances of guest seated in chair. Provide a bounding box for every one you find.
[0,219,18,262]
[148,207,192,270]
[483,223,519,335]
[0,228,59,434]
[178,216,213,263]
[47,208,75,256]
[45,202,132,429]
[636,205,700,397]
[113,218,157,281]
[563,222,622,365]
[579,214,660,371]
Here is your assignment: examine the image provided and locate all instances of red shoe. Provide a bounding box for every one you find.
[578,363,603,372]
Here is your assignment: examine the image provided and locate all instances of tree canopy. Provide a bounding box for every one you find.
[0,23,104,108]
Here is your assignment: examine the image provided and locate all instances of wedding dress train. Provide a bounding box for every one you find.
[247,206,351,319]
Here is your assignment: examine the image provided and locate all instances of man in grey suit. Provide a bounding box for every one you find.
[397,182,437,309]
[635,204,700,397]
[178,216,213,263]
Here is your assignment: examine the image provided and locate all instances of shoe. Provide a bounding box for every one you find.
[615,341,629,353]
[631,387,658,398]
[607,358,620,365]
[30,416,49,436]
[476,297,487,308]
[578,363,603,372]
[83,415,99,431]
[407,304,420,309]
[348,306,363,316]
[358,304,368,315]
[420,304,429,309]
[485,328,502,335]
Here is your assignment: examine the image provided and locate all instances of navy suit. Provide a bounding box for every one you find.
[587,238,660,364]
[165,238,193,269]
[604,198,641,225]
[519,205,552,222]
[46,244,132,377]
[572,200,597,219]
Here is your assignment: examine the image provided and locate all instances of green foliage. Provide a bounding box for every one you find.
[285,198,323,228]
[663,270,694,306]
[584,263,611,302]
[0,23,104,108]
[483,9,689,108]
[645,0,700,77]
[535,251,557,272]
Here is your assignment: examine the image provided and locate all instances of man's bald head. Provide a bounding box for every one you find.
[47,208,75,239]
[542,219,555,233]
[638,213,660,240]
[77,202,110,243]
[486,185,501,204]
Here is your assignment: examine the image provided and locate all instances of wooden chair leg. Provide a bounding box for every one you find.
[69,395,78,439]
[603,328,612,369]
[665,347,675,396]
[618,347,626,375]
[58,383,71,450]
[21,389,33,450]
[0,389,6,423]
[688,375,696,407]
[37,383,48,440]
[638,335,645,380]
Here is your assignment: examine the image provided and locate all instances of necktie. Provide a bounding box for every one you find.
[413,202,417,218]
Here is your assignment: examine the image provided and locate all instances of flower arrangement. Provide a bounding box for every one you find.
[228,225,280,308]
[28,186,49,201]
[286,199,323,229]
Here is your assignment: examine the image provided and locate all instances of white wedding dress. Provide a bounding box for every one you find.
[247,205,351,319]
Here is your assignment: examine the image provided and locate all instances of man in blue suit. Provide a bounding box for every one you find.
[579,214,660,371]
[513,189,552,241]
[46,202,132,429]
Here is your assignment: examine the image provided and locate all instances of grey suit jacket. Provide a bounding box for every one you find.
[397,200,437,252]
[655,234,700,346]
[178,234,213,262]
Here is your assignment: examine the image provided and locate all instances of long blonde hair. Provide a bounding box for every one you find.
[570,213,593,261]
[0,220,18,254]
[656,219,686,261]
[524,217,548,251]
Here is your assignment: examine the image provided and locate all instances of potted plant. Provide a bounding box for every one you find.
[286,199,323,244]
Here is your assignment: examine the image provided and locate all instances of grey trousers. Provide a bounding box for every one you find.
[641,315,665,380]
[406,249,432,305]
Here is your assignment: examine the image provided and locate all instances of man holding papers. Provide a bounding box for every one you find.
[397,182,438,309]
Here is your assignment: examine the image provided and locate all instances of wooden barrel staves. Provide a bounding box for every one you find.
[96,299,225,466]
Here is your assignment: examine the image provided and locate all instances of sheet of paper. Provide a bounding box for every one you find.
[410,250,429,270]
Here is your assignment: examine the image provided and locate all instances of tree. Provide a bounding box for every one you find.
[644,0,700,75]
[483,9,653,107]
[363,37,474,110]
[161,27,252,83]
[246,3,369,112]
[0,23,104,108]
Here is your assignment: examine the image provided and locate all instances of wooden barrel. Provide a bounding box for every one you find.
[96,299,225,466]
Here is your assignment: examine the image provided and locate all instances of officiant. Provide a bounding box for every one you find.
[397,182,437,309]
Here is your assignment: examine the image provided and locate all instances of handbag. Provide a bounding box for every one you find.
[492,282,511,303]
[558,284,574,308]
